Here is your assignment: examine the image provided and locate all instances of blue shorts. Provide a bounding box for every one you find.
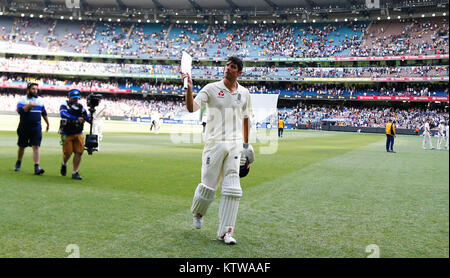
[17,127,42,148]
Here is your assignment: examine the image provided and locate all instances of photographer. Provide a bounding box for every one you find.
[59,89,91,180]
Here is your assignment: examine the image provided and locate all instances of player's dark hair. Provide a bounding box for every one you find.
[227,56,244,72]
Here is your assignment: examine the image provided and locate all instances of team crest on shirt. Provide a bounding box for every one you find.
[218,91,225,97]
[234,93,242,105]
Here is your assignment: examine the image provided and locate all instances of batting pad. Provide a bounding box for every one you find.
[191,183,216,216]
[217,174,242,237]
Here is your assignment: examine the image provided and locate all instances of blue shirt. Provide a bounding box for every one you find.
[59,101,91,135]
[17,95,47,129]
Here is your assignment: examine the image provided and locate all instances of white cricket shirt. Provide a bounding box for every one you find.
[194,80,252,142]
[151,111,160,122]
[424,122,431,134]
[438,124,445,135]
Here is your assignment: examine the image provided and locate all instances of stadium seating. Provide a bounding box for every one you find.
[1,74,447,98]
[1,57,447,82]
[1,16,447,59]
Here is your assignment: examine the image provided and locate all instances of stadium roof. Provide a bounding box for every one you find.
[3,0,406,10]
[3,0,446,18]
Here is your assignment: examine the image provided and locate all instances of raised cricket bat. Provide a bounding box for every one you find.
[181,51,192,89]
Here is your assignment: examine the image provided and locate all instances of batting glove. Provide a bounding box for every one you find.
[242,143,255,164]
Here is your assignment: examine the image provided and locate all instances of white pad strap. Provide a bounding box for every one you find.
[217,174,242,237]
[191,183,216,216]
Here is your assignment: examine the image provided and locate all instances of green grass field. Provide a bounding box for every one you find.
[0,116,448,258]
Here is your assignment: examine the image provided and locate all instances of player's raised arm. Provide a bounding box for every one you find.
[181,72,199,112]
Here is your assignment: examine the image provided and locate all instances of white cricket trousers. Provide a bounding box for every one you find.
[437,135,445,149]
[422,132,434,149]
[194,140,244,237]
[93,121,103,141]
[201,140,243,189]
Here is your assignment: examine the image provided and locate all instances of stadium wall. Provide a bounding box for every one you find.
[318,125,418,135]
[0,112,430,135]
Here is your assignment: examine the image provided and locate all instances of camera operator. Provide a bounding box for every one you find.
[59,89,91,180]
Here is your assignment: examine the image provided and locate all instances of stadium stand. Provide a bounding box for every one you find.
[0,92,185,119]
[279,103,448,129]
[0,57,448,81]
[0,74,448,97]
[0,16,447,59]
[0,3,448,135]
[355,17,449,56]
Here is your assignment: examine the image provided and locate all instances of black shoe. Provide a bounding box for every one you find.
[14,161,21,172]
[34,168,45,175]
[60,164,67,176]
[72,172,82,180]
[390,150,396,153]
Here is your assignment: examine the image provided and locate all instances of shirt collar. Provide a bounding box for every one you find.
[219,80,240,95]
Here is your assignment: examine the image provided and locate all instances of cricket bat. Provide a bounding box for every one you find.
[181,51,192,89]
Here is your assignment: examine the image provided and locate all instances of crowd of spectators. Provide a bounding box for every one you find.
[280,103,448,129]
[200,23,365,59]
[1,17,447,59]
[0,75,204,94]
[351,17,449,57]
[0,92,185,119]
[283,65,448,79]
[1,75,448,98]
[265,83,449,97]
[0,57,448,81]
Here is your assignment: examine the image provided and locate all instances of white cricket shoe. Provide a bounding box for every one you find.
[223,233,236,245]
[218,228,236,245]
[193,215,203,229]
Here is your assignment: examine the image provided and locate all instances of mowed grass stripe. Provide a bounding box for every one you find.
[0,130,380,196]
[236,136,449,258]
[0,184,186,257]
